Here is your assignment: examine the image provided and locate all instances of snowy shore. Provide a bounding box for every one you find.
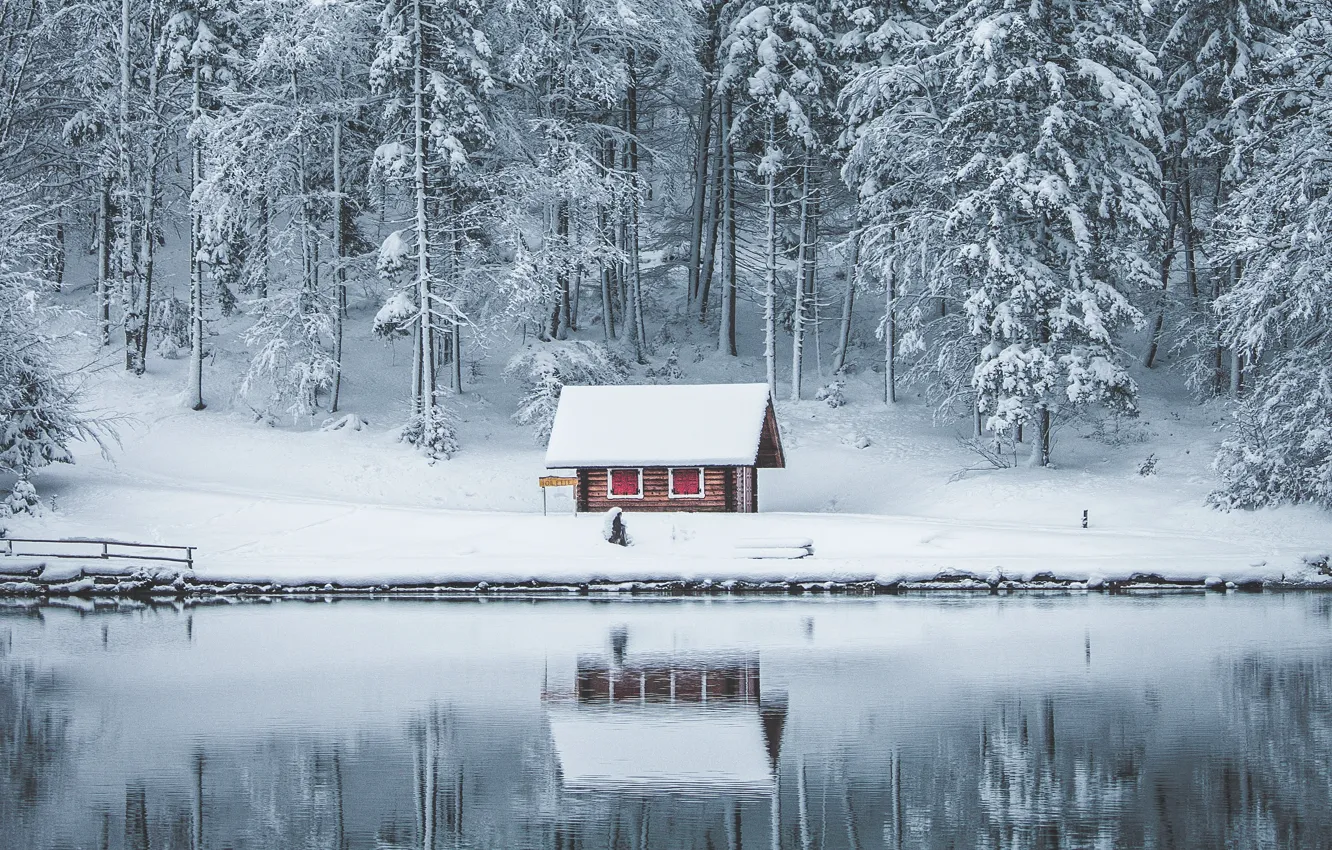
[5,311,1332,597]
[3,495,1330,597]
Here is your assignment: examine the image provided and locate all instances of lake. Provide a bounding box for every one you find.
[2,594,1330,849]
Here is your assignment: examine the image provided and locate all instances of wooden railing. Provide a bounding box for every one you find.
[1,537,195,570]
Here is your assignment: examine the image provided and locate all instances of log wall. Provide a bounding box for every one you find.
[577,467,755,513]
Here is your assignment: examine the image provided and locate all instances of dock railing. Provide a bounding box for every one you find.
[1,537,195,570]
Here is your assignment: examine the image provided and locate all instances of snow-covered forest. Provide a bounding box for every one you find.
[2,0,1332,516]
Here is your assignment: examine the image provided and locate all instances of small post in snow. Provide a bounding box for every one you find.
[1082,510,1088,529]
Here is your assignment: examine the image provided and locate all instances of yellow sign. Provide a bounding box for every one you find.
[539,476,578,488]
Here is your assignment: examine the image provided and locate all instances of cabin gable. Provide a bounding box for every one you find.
[755,402,785,469]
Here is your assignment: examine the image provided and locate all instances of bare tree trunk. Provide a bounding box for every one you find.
[451,320,462,393]
[118,0,142,374]
[762,116,778,397]
[1026,406,1050,468]
[187,62,206,410]
[685,9,719,312]
[331,103,346,412]
[719,94,737,356]
[1212,271,1225,395]
[598,134,616,342]
[135,156,155,375]
[556,200,571,340]
[257,187,271,299]
[449,197,464,394]
[135,20,160,374]
[698,110,722,323]
[599,223,615,342]
[790,156,811,401]
[832,220,858,373]
[97,178,112,346]
[1144,150,1179,369]
[808,184,821,383]
[884,231,896,405]
[1179,118,1200,301]
[51,212,65,291]
[625,50,646,361]
[1228,261,1242,397]
[569,204,581,331]
[411,0,436,419]
[295,72,318,410]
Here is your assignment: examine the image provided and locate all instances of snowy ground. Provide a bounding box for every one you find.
[5,287,1332,590]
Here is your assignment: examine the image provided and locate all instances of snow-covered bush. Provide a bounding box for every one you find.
[321,413,369,433]
[1085,410,1150,446]
[815,379,845,408]
[151,295,191,357]
[239,289,339,422]
[373,291,416,340]
[1210,355,1332,511]
[400,409,459,460]
[504,342,628,444]
[645,348,683,382]
[0,191,95,491]
[3,478,42,517]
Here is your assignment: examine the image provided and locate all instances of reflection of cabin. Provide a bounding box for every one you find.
[543,384,785,513]
[545,652,786,792]
[574,654,761,705]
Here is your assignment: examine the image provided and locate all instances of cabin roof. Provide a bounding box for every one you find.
[544,383,784,469]
[547,706,774,790]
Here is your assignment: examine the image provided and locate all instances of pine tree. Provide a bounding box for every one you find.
[936,0,1165,465]
[371,0,493,457]
[0,186,96,508]
[1150,0,1292,390]
[163,0,243,410]
[722,0,835,398]
[1211,2,1332,510]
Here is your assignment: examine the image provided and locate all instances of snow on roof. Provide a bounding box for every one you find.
[548,706,774,790]
[545,383,774,468]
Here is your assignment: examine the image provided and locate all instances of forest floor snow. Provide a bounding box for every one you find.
[5,295,1332,589]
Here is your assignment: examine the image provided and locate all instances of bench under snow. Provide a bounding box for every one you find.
[734,538,814,559]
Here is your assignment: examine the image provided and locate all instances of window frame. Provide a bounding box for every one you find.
[668,467,707,500]
[606,467,644,500]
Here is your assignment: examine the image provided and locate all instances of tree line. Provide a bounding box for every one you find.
[1,0,1330,510]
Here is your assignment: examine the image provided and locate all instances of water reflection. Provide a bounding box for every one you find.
[1,595,1330,849]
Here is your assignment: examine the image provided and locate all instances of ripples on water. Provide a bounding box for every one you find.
[2,594,1331,849]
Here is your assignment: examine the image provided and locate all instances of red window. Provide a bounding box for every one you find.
[670,467,703,497]
[609,468,642,498]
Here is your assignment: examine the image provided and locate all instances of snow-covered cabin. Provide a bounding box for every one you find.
[544,384,786,513]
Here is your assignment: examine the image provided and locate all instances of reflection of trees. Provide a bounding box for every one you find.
[11,644,1332,849]
[1214,653,1332,847]
[974,698,1138,850]
[0,660,69,840]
